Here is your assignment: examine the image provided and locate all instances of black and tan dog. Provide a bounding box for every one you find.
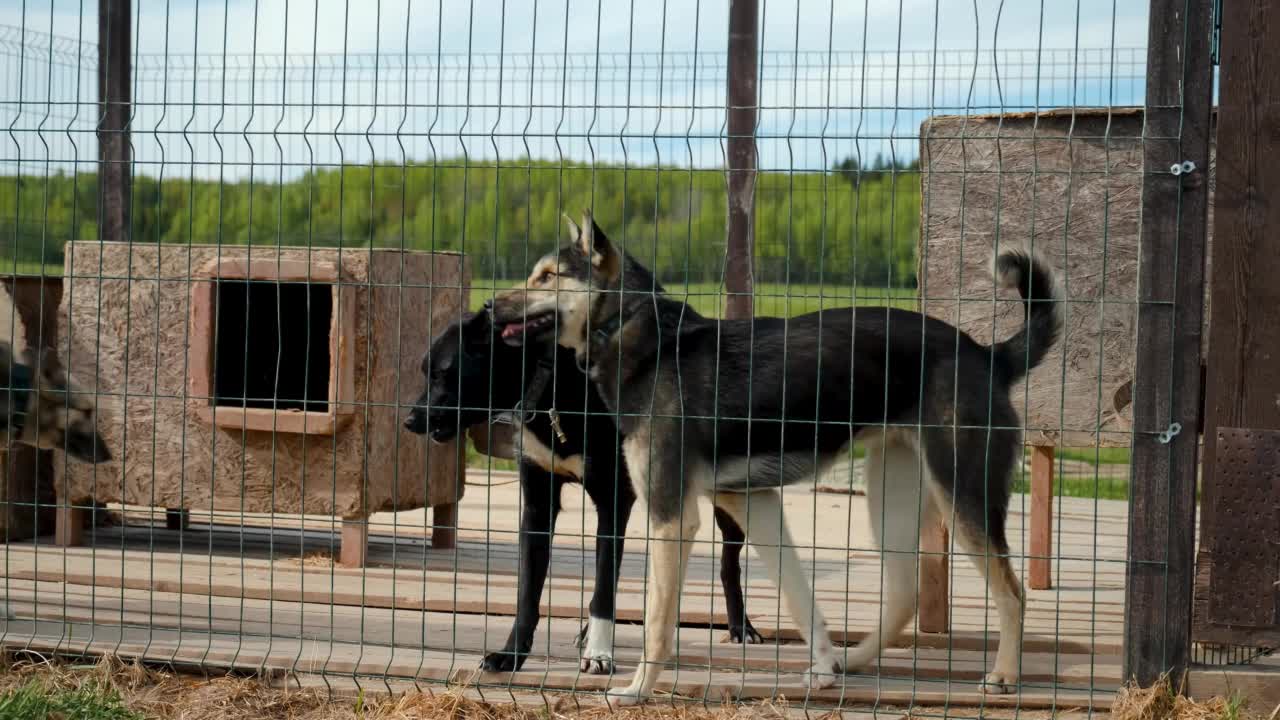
[404,233,762,674]
[491,210,1060,705]
[0,343,111,463]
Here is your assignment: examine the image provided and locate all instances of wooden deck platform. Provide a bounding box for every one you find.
[0,469,1127,712]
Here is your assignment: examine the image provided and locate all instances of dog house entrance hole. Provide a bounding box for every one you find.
[213,281,332,413]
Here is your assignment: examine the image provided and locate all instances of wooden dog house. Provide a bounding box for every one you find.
[54,242,469,565]
[917,108,1216,593]
[919,108,1215,448]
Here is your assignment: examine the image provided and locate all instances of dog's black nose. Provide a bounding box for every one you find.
[404,410,427,435]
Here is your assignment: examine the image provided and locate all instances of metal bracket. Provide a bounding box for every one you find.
[1170,160,1197,176]
[1157,422,1183,444]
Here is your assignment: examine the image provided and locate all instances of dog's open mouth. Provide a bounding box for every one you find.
[497,312,556,346]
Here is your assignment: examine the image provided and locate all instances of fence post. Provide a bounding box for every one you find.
[98,0,132,245]
[1124,0,1215,687]
[724,0,757,321]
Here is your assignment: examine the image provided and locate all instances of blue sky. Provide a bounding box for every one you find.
[3,0,1152,179]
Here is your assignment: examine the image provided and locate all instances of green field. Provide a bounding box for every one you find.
[469,279,918,317]
[4,261,61,277]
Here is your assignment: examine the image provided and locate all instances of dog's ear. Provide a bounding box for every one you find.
[578,209,621,281]
[563,213,582,242]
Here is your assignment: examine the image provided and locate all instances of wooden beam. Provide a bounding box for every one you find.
[55,505,85,548]
[339,518,368,568]
[724,0,758,321]
[917,521,949,634]
[1124,0,1215,688]
[98,0,132,246]
[431,502,458,550]
[1028,446,1054,591]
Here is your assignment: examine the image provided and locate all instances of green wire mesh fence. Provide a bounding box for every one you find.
[0,1,1249,717]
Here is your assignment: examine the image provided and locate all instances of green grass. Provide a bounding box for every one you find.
[2,261,61,277]
[1011,473,1129,501]
[469,279,918,318]
[0,680,143,720]
[1055,446,1131,466]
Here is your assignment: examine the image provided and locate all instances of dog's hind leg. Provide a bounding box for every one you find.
[949,514,1024,693]
[713,505,762,644]
[844,433,935,674]
[579,463,637,674]
[714,490,840,689]
[923,425,1024,694]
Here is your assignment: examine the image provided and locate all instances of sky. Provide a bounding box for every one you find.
[2,0,1153,179]
[3,0,1150,57]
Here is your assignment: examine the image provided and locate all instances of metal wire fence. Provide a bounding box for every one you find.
[0,1,1235,717]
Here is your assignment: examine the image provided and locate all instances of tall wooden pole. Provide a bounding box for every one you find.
[1123,0,1214,687]
[724,0,757,321]
[98,0,132,245]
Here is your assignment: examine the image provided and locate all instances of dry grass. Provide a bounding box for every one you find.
[281,551,337,569]
[1111,674,1256,720]
[0,655,814,720]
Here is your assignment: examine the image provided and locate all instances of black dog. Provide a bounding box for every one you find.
[405,308,762,674]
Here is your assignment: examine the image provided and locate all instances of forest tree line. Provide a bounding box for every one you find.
[2,155,920,286]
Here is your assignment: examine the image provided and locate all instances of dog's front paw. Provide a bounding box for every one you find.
[728,624,764,645]
[573,624,590,649]
[982,670,1018,695]
[579,653,615,675]
[480,650,528,673]
[803,657,842,690]
[579,619,615,674]
[606,684,647,708]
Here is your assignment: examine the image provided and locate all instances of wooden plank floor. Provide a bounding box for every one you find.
[0,469,1127,711]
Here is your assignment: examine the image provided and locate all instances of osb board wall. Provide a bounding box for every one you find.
[920,109,1215,448]
[55,243,467,518]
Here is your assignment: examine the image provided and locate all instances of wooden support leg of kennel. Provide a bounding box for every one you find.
[55,243,469,568]
[1028,445,1054,590]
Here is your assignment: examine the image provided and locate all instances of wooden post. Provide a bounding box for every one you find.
[55,505,85,547]
[724,0,757,321]
[98,0,132,246]
[1124,0,1215,688]
[1028,445,1054,590]
[431,502,458,550]
[339,517,368,568]
[1190,0,1280,652]
[917,520,949,634]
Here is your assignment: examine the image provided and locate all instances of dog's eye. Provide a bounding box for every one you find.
[537,270,555,284]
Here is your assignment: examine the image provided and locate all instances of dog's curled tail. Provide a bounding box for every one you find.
[992,250,1061,384]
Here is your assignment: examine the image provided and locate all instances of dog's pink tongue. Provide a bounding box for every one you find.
[501,323,526,339]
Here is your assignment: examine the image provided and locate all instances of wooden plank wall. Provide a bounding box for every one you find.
[1192,0,1280,650]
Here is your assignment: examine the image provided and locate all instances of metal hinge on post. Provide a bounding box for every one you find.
[1210,0,1223,65]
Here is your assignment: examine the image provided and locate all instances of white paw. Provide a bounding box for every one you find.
[606,685,646,707]
[982,670,1018,695]
[803,657,842,690]
[580,653,615,675]
[580,619,615,675]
